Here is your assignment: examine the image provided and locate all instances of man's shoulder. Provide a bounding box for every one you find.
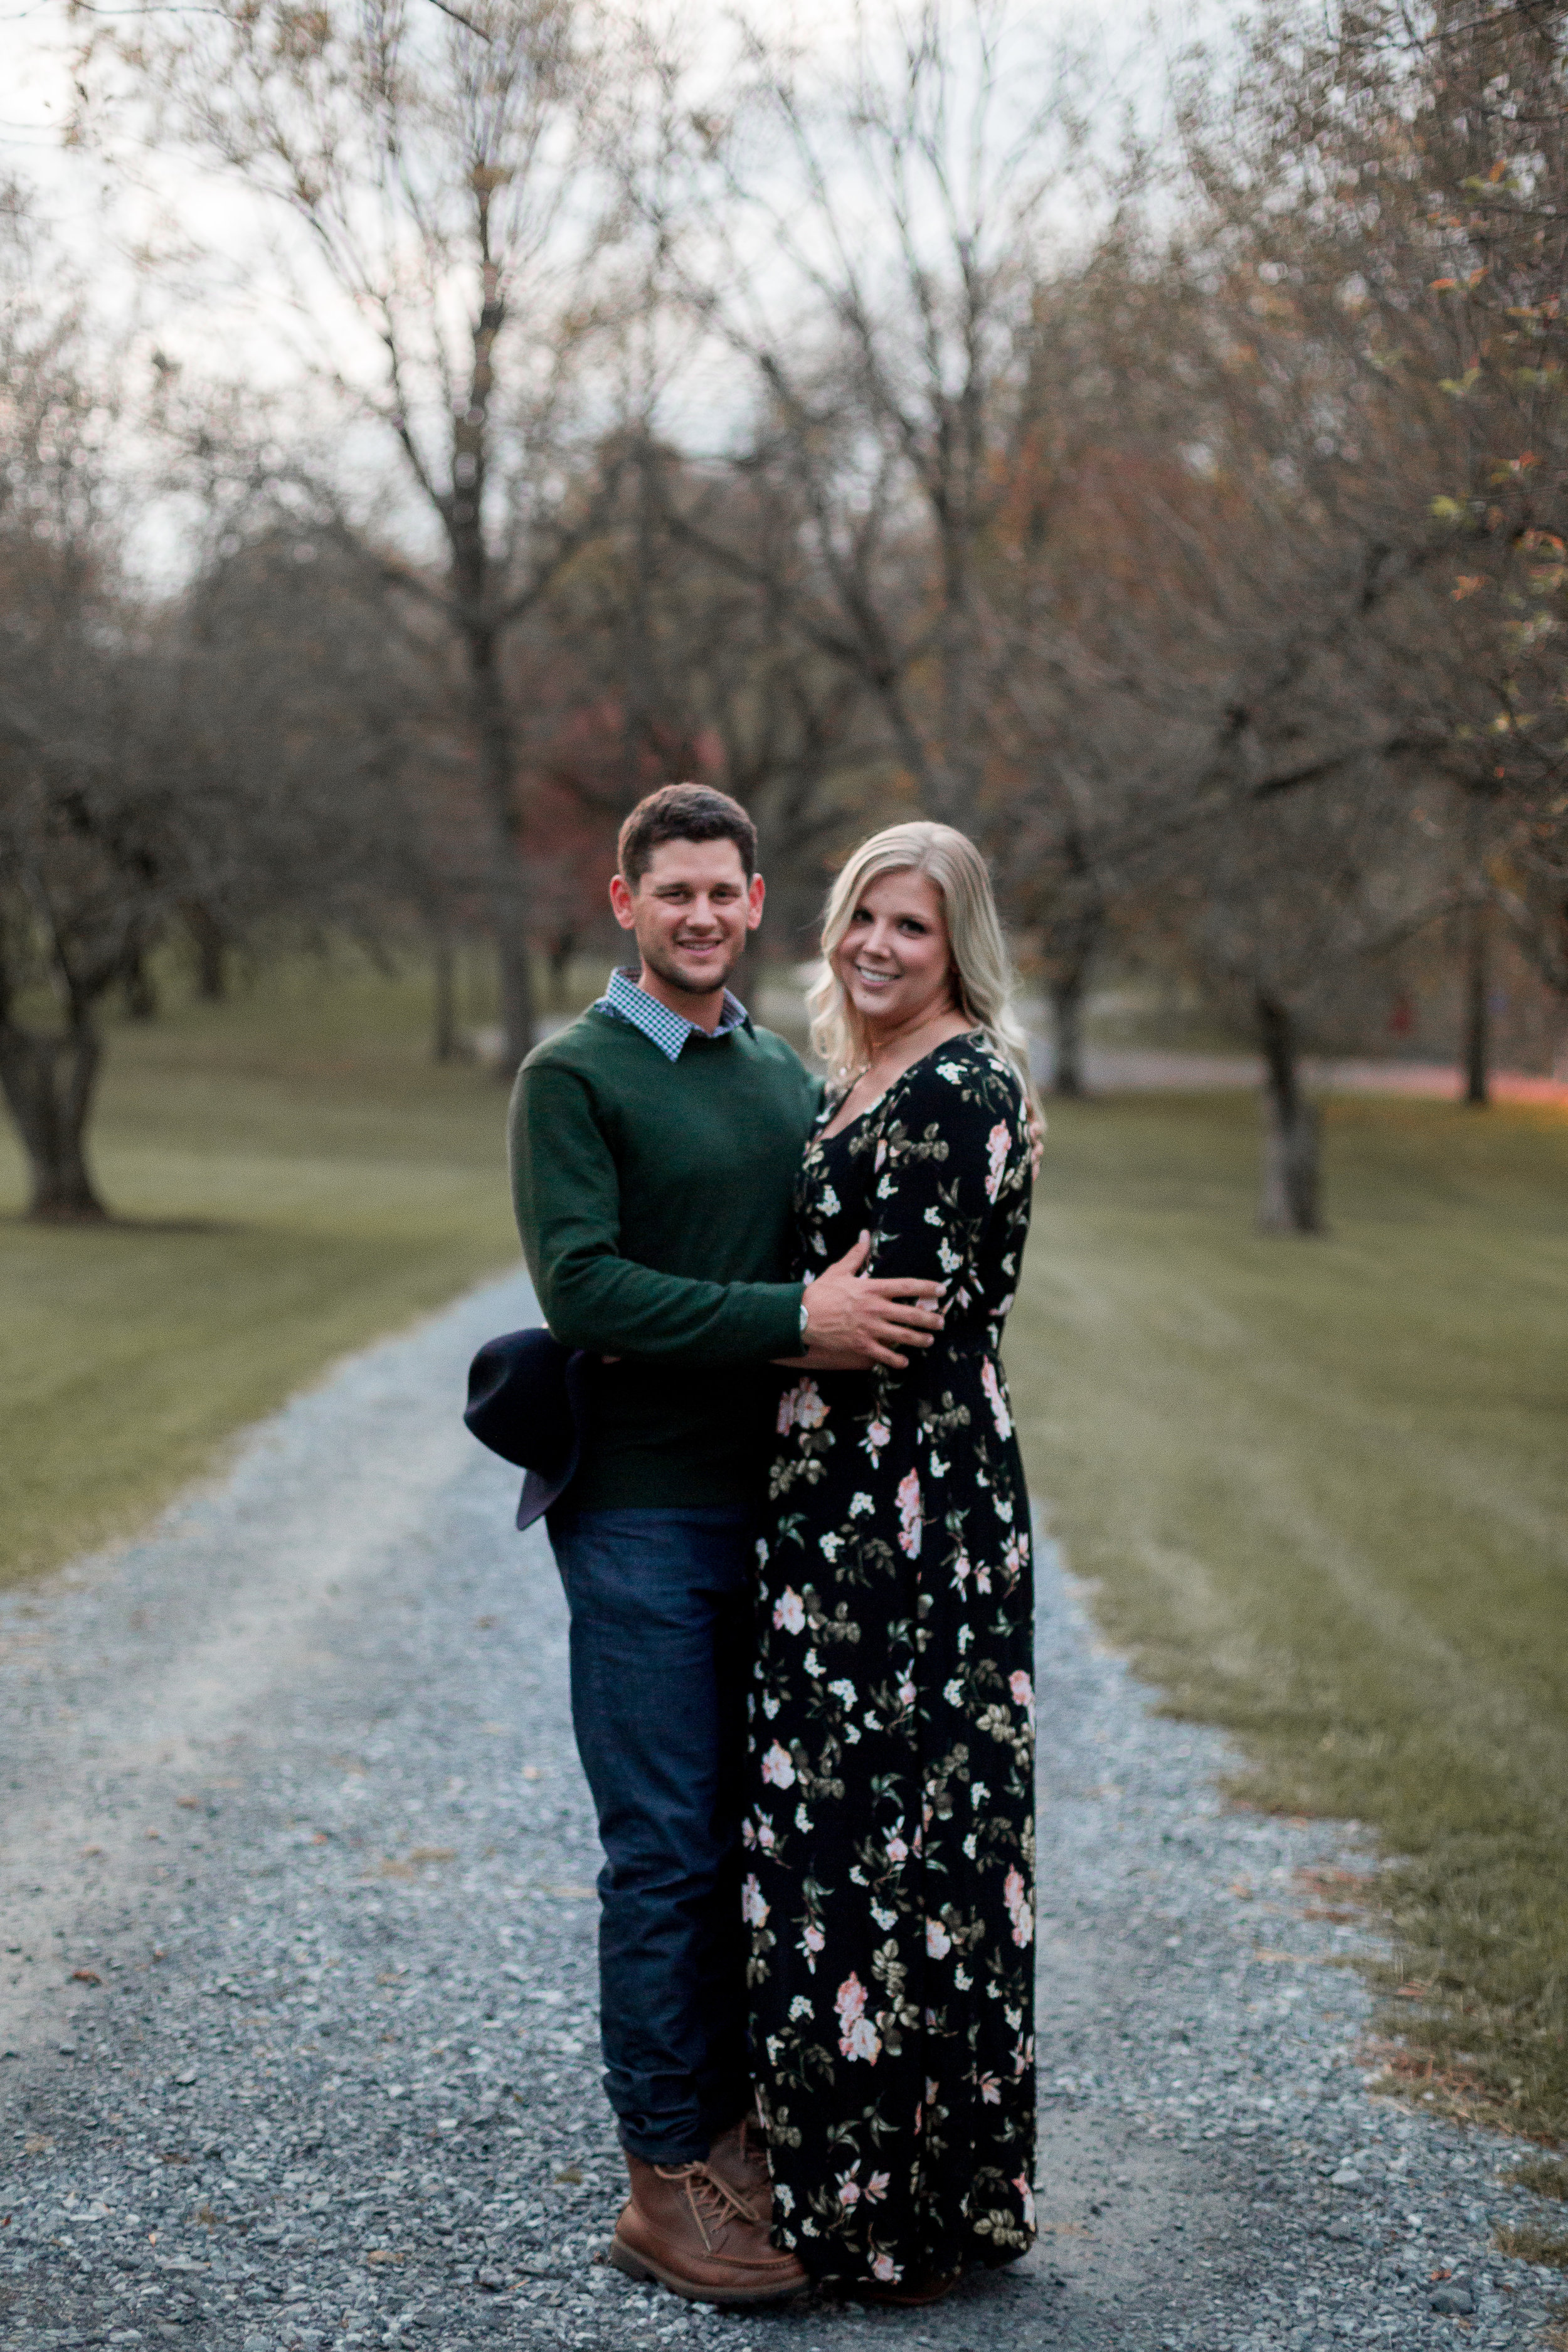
[520,1005,628,1081]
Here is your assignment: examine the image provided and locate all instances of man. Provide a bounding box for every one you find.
[509,783,944,2304]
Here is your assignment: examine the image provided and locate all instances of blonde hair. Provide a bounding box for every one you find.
[807,821,1037,1104]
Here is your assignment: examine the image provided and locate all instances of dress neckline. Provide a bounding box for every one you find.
[816,1028,983,1145]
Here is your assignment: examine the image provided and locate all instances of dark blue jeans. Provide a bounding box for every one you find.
[547,1505,755,2164]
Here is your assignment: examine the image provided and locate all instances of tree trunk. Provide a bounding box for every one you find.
[122,950,159,1022]
[549,930,578,1012]
[188,904,228,1002]
[1041,857,1103,1098]
[0,1020,109,1220]
[464,620,535,1075]
[432,921,458,1065]
[1254,990,1321,1234]
[1049,968,1088,1098]
[1463,898,1490,1107]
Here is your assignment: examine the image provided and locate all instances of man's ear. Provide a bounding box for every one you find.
[609,872,637,931]
[745,872,766,931]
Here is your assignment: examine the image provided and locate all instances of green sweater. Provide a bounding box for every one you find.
[509,1005,821,1511]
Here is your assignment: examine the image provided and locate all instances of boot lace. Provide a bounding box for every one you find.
[654,2160,756,2253]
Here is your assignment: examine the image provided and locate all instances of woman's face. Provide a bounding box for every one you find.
[833,867,956,1036]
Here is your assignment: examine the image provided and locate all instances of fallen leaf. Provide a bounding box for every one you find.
[79,1845,103,1859]
[176,1797,200,1811]
[144,1829,161,1842]
[70,1969,102,1986]
[554,2166,582,2185]
[408,1848,455,1865]
[366,2248,403,2266]
[521,1767,543,1782]
[541,1884,595,1899]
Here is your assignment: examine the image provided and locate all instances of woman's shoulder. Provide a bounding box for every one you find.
[891,1032,1025,1123]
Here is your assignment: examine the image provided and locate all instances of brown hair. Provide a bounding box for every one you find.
[617,783,757,888]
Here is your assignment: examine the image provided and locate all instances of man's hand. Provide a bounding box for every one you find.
[801,1234,945,1371]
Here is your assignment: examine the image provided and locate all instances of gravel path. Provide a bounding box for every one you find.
[3,1272,1564,2352]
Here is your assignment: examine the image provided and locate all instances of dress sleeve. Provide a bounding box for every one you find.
[857,1049,1031,1297]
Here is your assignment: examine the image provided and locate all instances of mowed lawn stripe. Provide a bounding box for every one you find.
[0,958,521,1588]
[1005,1090,1568,2138]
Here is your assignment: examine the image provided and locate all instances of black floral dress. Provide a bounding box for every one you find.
[744,1033,1036,2287]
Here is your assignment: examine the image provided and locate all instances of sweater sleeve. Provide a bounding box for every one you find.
[509,1056,805,1363]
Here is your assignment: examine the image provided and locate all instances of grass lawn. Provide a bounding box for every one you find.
[0,954,521,1589]
[1006,1090,1568,2144]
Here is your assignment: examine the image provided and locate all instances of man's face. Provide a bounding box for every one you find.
[609,836,765,998]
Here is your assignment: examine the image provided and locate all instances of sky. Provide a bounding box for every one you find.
[0,0,1236,579]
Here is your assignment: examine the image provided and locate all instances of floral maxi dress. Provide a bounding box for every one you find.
[744,1034,1036,2286]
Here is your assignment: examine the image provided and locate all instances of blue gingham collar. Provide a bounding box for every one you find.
[595,966,751,1062]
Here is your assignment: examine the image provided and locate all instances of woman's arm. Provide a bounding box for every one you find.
[857,1053,1032,1294]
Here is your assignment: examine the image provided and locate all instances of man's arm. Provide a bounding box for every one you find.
[510,1061,943,1367]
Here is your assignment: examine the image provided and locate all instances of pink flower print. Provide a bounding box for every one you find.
[925,1917,951,1959]
[884,1830,908,1864]
[761,1741,796,1789]
[985,1121,1010,1200]
[867,2171,891,2201]
[776,1378,828,1435]
[861,1417,891,1462]
[772,1587,805,1635]
[871,2254,901,2283]
[835,1970,866,2016]
[1004,1863,1034,1948]
[756,1818,776,1850]
[1014,2172,1036,2230]
[1009,1668,1036,1725]
[741,1873,769,1927]
[978,2072,1002,2104]
[950,1550,972,1592]
[980,1355,1014,1438]
[896,1468,923,1558]
[836,2167,861,2206]
[835,1972,881,2063]
[801,1921,825,1973]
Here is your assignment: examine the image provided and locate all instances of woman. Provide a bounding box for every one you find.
[744,821,1037,2301]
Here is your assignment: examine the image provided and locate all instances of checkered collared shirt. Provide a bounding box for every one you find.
[595,966,751,1062]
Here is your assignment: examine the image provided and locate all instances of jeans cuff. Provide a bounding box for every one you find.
[617,2122,710,2167]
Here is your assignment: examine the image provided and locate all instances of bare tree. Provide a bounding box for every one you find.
[657,0,1085,824]
[91,0,632,1067]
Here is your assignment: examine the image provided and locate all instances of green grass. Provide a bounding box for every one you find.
[0,953,521,1587]
[1005,1090,1568,2143]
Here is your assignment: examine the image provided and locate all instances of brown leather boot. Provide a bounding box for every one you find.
[610,2152,808,2304]
[704,2113,774,2227]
